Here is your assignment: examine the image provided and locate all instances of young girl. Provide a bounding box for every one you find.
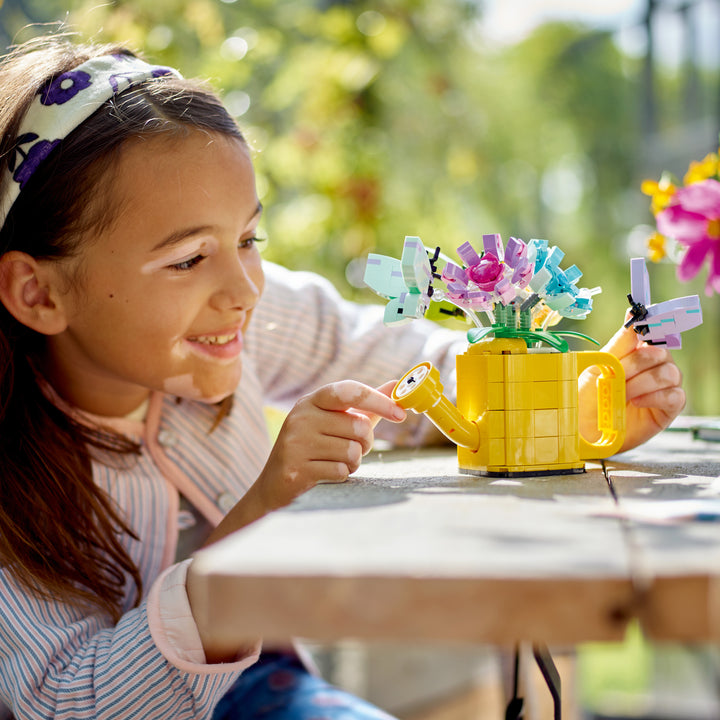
[0,36,685,720]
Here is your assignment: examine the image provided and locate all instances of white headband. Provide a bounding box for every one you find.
[1,53,181,228]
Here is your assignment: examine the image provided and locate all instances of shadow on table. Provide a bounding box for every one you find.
[285,446,617,513]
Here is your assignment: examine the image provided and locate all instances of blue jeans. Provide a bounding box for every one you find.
[212,652,397,720]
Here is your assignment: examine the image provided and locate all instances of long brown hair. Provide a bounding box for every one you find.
[0,36,245,621]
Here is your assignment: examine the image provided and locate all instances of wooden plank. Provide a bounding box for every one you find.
[190,448,634,654]
[604,430,720,641]
[189,575,633,654]
[639,575,719,642]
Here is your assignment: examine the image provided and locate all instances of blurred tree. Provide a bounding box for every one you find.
[0,0,717,412]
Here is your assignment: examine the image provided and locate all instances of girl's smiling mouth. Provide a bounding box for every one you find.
[185,330,244,360]
[191,333,236,345]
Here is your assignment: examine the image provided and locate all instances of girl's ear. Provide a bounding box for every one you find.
[0,251,69,335]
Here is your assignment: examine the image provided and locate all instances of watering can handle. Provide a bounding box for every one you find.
[576,352,626,459]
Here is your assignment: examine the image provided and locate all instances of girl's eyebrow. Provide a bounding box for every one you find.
[151,226,214,253]
[150,202,264,253]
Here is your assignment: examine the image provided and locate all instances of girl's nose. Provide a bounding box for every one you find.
[209,255,261,312]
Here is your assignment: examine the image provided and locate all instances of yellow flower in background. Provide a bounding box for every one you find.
[641,176,676,215]
[647,231,667,263]
[683,150,719,185]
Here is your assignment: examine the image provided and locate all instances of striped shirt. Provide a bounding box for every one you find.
[0,261,464,719]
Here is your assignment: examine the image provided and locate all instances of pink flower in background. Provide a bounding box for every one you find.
[656,178,720,295]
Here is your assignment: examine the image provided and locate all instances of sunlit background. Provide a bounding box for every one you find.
[1,3,718,718]
[1,0,718,413]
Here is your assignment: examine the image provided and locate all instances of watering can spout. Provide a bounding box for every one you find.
[392,362,480,451]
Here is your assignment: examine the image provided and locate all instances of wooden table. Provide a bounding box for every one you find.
[189,422,720,656]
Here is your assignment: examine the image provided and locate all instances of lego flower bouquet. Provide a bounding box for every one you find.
[364,233,601,353]
[364,234,630,476]
[642,145,720,295]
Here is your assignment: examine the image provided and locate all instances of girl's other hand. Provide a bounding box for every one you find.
[579,319,685,453]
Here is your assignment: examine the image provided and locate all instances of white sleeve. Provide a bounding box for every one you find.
[147,560,261,671]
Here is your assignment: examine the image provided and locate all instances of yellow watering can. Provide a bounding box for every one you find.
[392,338,626,477]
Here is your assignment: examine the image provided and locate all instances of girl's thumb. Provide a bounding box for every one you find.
[602,315,641,360]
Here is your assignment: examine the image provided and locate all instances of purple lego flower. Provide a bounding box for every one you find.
[656,178,720,295]
[467,253,503,290]
[39,70,92,106]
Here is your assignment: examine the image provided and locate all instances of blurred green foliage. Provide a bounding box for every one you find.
[1,0,718,412]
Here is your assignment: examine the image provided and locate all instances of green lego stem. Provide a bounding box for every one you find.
[466,326,599,352]
[553,330,600,346]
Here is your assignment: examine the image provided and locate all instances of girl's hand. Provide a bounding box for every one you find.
[579,320,685,453]
[255,379,405,510]
[204,380,405,543]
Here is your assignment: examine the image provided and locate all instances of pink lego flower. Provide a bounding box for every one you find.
[656,178,720,295]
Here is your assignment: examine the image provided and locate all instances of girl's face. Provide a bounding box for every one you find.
[44,130,265,416]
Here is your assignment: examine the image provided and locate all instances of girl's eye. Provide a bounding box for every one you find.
[239,235,267,250]
[169,254,206,271]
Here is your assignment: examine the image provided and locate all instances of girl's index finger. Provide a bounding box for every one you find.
[313,380,406,422]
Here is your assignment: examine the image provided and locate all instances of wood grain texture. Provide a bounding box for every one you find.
[191,447,635,653]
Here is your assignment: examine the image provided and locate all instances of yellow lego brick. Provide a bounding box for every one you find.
[504,381,533,410]
[457,365,488,418]
[503,354,532,382]
[505,410,534,438]
[485,354,504,382]
[487,410,506,438]
[458,348,505,382]
[504,352,561,383]
[534,436,559,464]
[487,438,506,465]
[558,380,577,408]
[558,434,580,462]
[460,438,506,473]
[487,382,505,410]
[458,390,486,423]
[533,409,559,437]
[533,352,563,380]
[559,407,577,432]
[557,352,578,381]
[505,437,535,465]
[532,381,560,409]
[458,438,505,472]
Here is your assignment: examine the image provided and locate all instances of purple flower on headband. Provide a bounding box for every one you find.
[108,67,173,92]
[8,133,61,189]
[39,70,92,106]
